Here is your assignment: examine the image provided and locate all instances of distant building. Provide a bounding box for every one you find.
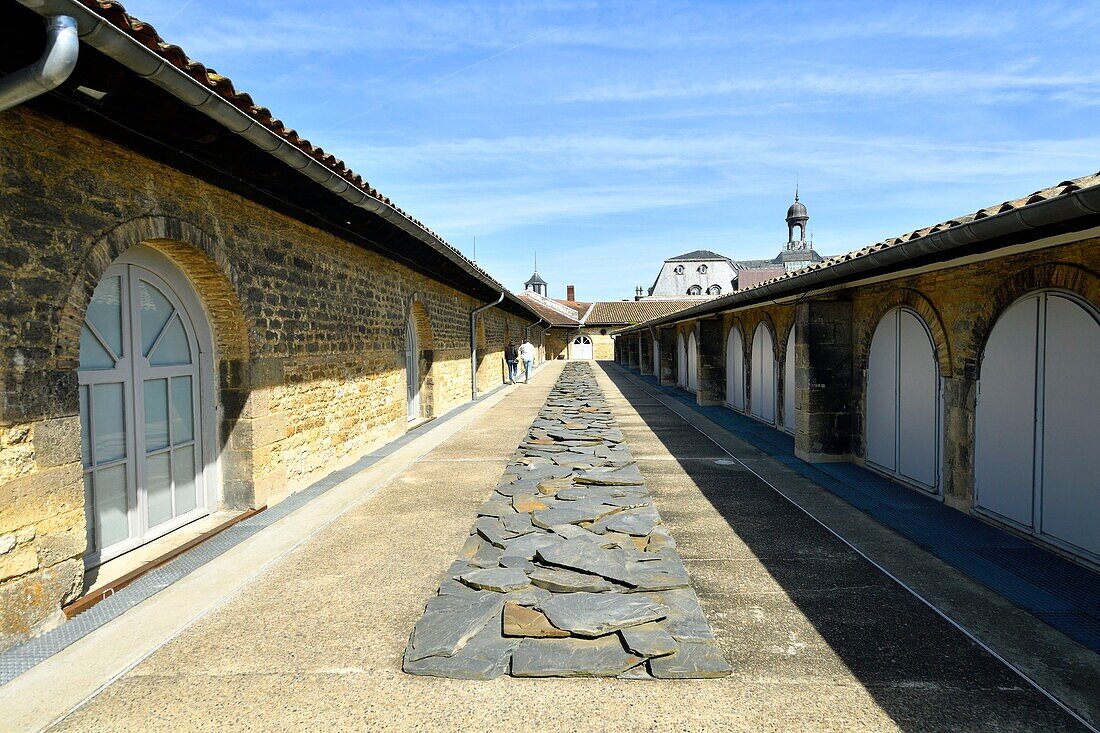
[642,192,825,297]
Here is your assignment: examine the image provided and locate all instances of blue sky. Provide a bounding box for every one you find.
[121,0,1100,301]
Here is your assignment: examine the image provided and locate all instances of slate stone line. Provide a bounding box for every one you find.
[403,362,730,679]
[0,378,520,686]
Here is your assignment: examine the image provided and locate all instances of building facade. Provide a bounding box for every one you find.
[0,2,540,648]
[615,174,1100,569]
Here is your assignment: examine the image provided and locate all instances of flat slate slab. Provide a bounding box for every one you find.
[402,362,728,679]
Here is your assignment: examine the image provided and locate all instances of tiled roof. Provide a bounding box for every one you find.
[582,300,701,326]
[517,292,580,326]
[71,0,503,285]
[552,300,592,318]
[667,250,731,262]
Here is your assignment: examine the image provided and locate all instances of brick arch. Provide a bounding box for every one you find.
[747,312,777,353]
[725,316,747,349]
[965,262,1100,379]
[857,288,951,377]
[57,216,249,371]
[405,294,435,351]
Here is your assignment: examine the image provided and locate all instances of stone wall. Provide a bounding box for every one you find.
[0,108,531,647]
[543,329,573,360]
[575,328,615,360]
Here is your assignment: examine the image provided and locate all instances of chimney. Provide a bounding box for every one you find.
[566,285,575,301]
[634,286,643,301]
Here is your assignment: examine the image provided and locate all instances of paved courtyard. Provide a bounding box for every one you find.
[5,360,1090,731]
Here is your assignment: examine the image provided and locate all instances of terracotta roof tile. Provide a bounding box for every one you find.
[583,300,702,326]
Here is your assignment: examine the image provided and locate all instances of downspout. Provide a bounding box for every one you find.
[470,291,504,399]
[0,15,79,112]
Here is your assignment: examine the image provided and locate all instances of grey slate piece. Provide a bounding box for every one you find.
[528,566,616,593]
[603,511,661,536]
[402,617,517,680]
[536,540,635,585]
[406,593,505,661]
[457,568,531,593]
[500,532,561,561]
[620,622,679,658]
[511,636,644,677]
[648,640,732,678]
[537,593,667,637]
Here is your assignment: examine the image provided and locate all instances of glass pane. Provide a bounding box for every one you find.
[143,379,169,452]
[148,316,192,366]
[80,385,91,467]
[80,325,114,370]
[170,376,194,444]
[138,280,174,357]
[94,463,129,549]
[145,452,173,527]
[173,445,197,515]
[86,275,123,358]
[92,383,126,463]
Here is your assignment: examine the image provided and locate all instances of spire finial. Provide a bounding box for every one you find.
[795,174,799,202]
[534,249,538,272]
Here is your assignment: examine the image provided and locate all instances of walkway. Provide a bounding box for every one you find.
[0,361,1090,731]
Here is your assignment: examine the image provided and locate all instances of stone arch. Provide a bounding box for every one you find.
[967,262,1100,379]
[58,216,249,372]
[406,294,435,351]
[774,310,797,363]
[405,294,436,418]
[857,288,951,378]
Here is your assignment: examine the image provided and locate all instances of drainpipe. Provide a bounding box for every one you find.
[470,291,504,399]
[0,15,79,113]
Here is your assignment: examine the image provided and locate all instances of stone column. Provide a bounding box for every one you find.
[696,318,725,405]
[941,376,975,510]
[659,327,677,386]
[639,331,653,375]
[794,300,854,463]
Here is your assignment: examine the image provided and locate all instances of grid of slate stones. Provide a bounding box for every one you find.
[403,362,730,679]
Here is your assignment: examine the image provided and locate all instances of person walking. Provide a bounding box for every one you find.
[504,340,519,384]
[519,339,536,383]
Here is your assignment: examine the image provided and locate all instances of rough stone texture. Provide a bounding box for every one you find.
[0,107,534,648]
[403,362,726,678]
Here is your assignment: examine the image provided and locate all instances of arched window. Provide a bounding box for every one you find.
[674,265,685,275]
[687,285,702,295]
[706,285,721,295]
[697,264,708,274]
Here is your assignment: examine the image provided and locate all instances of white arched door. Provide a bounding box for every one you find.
[750,323,776,423]
[783,327,796,434]
[79,256,208,564]
[571,335,592,360]
[676,332,687,388]
[686,331,699,393]
[865,308,939,492]
[975,292,1100,562]
[726,327,744,411]
[405,315,419,421]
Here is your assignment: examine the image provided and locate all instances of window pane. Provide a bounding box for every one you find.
[138,280,174,357]
[173,445,197,515]
[92,383,126,463]
[94,463,129,549]
[86,275,123,358]
[80,325,114,370]
[170,376,194,444]
[148,316,191,366]
[144,379,169,452]
[145,452,173,527]
[80,385,91,467]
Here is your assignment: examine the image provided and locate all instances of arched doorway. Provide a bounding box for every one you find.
[726,326,744,411]
[571,335,592,359]
[676,332,687,388]
[783,326,796,434]
[79,247,213,565]
[750,322,775,424]
[975,291,1100,562]
[405,314,419,421]
[686,331,699,393]
[865,308,939,492]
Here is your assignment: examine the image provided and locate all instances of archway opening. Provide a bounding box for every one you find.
[726,326,744,411]
[686,331,699,393]
[783,326,796,434]
[750,322,775,424]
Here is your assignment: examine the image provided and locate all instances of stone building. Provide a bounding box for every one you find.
[644,193,824,297]
[614,173,1100,569]
[0,1,544,647]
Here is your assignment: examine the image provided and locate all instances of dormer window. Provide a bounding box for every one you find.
[687,285,702,295]
[698,264,708,274]
[674,265,685,275]
[706,284,721,295]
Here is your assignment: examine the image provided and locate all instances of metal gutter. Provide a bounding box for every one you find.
[613,186,1100,335]
[14,0,538,319]
[0,13,78,112]
[470,292,504,399]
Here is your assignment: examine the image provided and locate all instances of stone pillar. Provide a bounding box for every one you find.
[942,376,975,510]
[794,300,854,463]
[639,331,653,375]
[659,328,677,386]
[627,333,639,370]
[696,318,725,405]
